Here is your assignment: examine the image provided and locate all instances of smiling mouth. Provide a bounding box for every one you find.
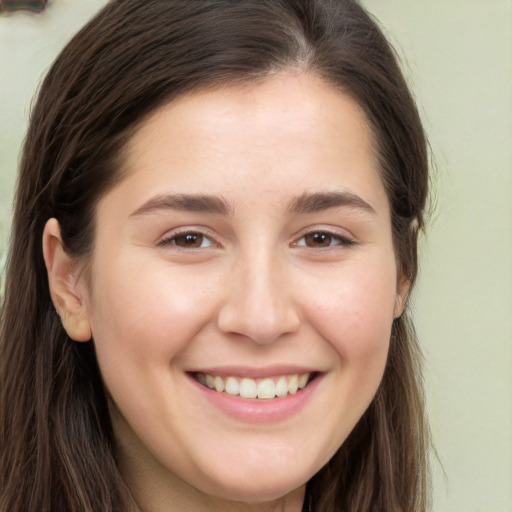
[192,372,316,400]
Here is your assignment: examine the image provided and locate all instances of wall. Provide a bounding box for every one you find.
[361,2,512,510]
[1,1,511,510]
[0,0,109,291]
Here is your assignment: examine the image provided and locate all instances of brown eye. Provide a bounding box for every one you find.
[296,231,355,249]
[303,232,335,248]
[160,232,213,249]
[174,233,203,248]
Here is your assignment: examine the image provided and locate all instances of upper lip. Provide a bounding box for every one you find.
[187,365,320,379]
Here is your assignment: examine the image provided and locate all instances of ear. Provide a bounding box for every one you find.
[42,218,92,342]
[394,273,411,319]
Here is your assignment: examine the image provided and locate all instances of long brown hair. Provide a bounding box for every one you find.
[0,1,430,510]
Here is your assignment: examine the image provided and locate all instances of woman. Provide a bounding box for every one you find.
[0,1,430,511]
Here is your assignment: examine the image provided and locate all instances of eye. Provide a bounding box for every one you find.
[296,231,355,248]
[159,231,214,249]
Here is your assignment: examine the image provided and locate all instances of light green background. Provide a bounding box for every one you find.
[1,1,511,511]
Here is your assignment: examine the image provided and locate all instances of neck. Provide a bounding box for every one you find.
[123,461,306,512]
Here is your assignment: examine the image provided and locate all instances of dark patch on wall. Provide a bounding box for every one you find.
[0,0,49,14]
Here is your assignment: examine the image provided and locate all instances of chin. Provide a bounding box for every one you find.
[192,462,310,504]
[211,483,305,505]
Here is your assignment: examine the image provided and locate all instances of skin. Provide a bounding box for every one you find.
[44,72,409,512]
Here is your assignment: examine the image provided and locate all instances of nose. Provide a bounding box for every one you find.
[217,250,301,345]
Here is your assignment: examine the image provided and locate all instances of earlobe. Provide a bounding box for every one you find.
[394,274,411,319]
[42,218,92,342]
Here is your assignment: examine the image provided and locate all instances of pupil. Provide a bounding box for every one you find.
[307,232,331,247]
[178,233,201,247]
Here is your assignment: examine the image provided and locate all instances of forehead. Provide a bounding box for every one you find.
[111,72,387,215]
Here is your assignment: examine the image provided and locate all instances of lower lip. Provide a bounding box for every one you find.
[188,374,323,424]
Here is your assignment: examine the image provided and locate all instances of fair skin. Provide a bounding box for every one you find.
[43,72,408,512]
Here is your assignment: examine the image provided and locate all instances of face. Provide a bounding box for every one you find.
[81,73,406,507]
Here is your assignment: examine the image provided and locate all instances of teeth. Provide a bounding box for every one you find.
[214,376,225,392]
[275,376,288,397]
[195,372,311,400]
[225,376,240,395]
[257,378,275,399]
[288,375,298,395]
[205,374,215,389]
[240,378,258,399]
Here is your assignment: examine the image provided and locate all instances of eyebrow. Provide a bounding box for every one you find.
[287,191,376,215]
[130,194,232,217]
[129,190,376,219]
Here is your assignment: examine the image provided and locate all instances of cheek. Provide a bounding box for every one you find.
[86,260,221,437]
[294,259,397,462]
[87,257,217,370]
[307,259,397,362]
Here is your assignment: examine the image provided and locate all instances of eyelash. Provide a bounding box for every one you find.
[294,230,356,249]
[158,228,356,251]
[158,229,215,250]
